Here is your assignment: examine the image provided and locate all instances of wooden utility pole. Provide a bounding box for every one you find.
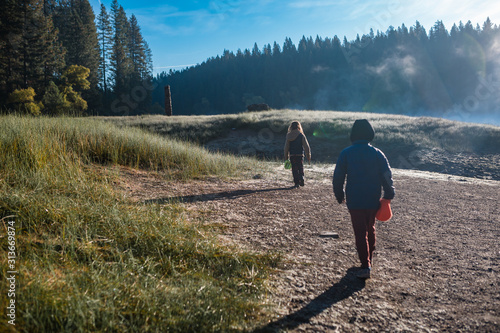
[164,85,172,116]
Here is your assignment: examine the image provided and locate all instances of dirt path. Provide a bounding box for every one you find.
[121,166,500,332]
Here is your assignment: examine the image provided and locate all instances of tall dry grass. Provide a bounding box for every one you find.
[0,115,277,332]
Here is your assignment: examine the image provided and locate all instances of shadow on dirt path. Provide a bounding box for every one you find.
[257,267,365,332]
[144,186,297,204]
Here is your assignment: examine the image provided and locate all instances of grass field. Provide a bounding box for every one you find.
[1,110,499,332]
[102,109,500,157]
[0,115,278,332]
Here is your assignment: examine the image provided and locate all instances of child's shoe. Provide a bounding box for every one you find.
[357,268,371,279]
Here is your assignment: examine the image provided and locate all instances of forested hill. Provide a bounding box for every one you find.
[153,19,500,123]
[0,0,152,116]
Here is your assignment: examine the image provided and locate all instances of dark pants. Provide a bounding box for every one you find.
[290,156,304,185]
[349,209,378,268]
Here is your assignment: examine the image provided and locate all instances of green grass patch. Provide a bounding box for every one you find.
[0,115,260,180]
[100,114,247,145]
[103,110,500,156]
[0,115,277,332]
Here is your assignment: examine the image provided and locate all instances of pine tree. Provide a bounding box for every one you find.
[42,80,66,115]
[272,41,281,55]
[0,0,64,104]
[54,1,97,74]
[110,0,132,97]
[42,0,57,16]
[53,0,99,110]
[144,41,153,78]
[40,10,66,92]
[73,0,99,104]
[251,43,261,56]
[127,15,153,113]
[1,0,154,114]
[0,0,24,100]
[128,14,147,82]
[97,3,112,97]
[19,0,65,94]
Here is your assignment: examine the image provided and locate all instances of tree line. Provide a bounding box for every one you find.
[153,19,500,121]
[0,0,153,115]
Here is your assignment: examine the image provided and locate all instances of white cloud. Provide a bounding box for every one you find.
[133,4,228,37]
[397,0,500,28]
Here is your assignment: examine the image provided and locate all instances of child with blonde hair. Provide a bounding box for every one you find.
[284,121,311,187]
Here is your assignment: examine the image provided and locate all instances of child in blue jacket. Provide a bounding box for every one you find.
[333,119,395,279]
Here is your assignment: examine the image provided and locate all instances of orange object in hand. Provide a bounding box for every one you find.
[376,198,392,221]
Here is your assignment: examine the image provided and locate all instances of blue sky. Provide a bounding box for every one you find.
[90,0,500,75]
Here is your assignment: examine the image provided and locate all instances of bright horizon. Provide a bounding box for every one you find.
[90,0,500,75]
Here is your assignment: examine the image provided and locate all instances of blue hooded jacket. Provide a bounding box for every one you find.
[333,119,395,210]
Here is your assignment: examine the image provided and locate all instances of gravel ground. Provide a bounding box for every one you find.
[122,165,500,332]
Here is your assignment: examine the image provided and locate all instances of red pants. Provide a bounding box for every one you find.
[349,209,378,268]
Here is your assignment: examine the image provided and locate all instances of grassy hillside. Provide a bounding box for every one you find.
[103,110,500,179]
[103,110,500,153]
[0,116,277,332]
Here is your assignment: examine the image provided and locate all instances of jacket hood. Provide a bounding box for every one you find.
[350,119,375,142]
[286,129,302,141]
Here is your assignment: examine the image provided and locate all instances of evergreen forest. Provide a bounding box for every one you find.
[153,19,500,123]
[0,0,153,115]
[2,2,500,123]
